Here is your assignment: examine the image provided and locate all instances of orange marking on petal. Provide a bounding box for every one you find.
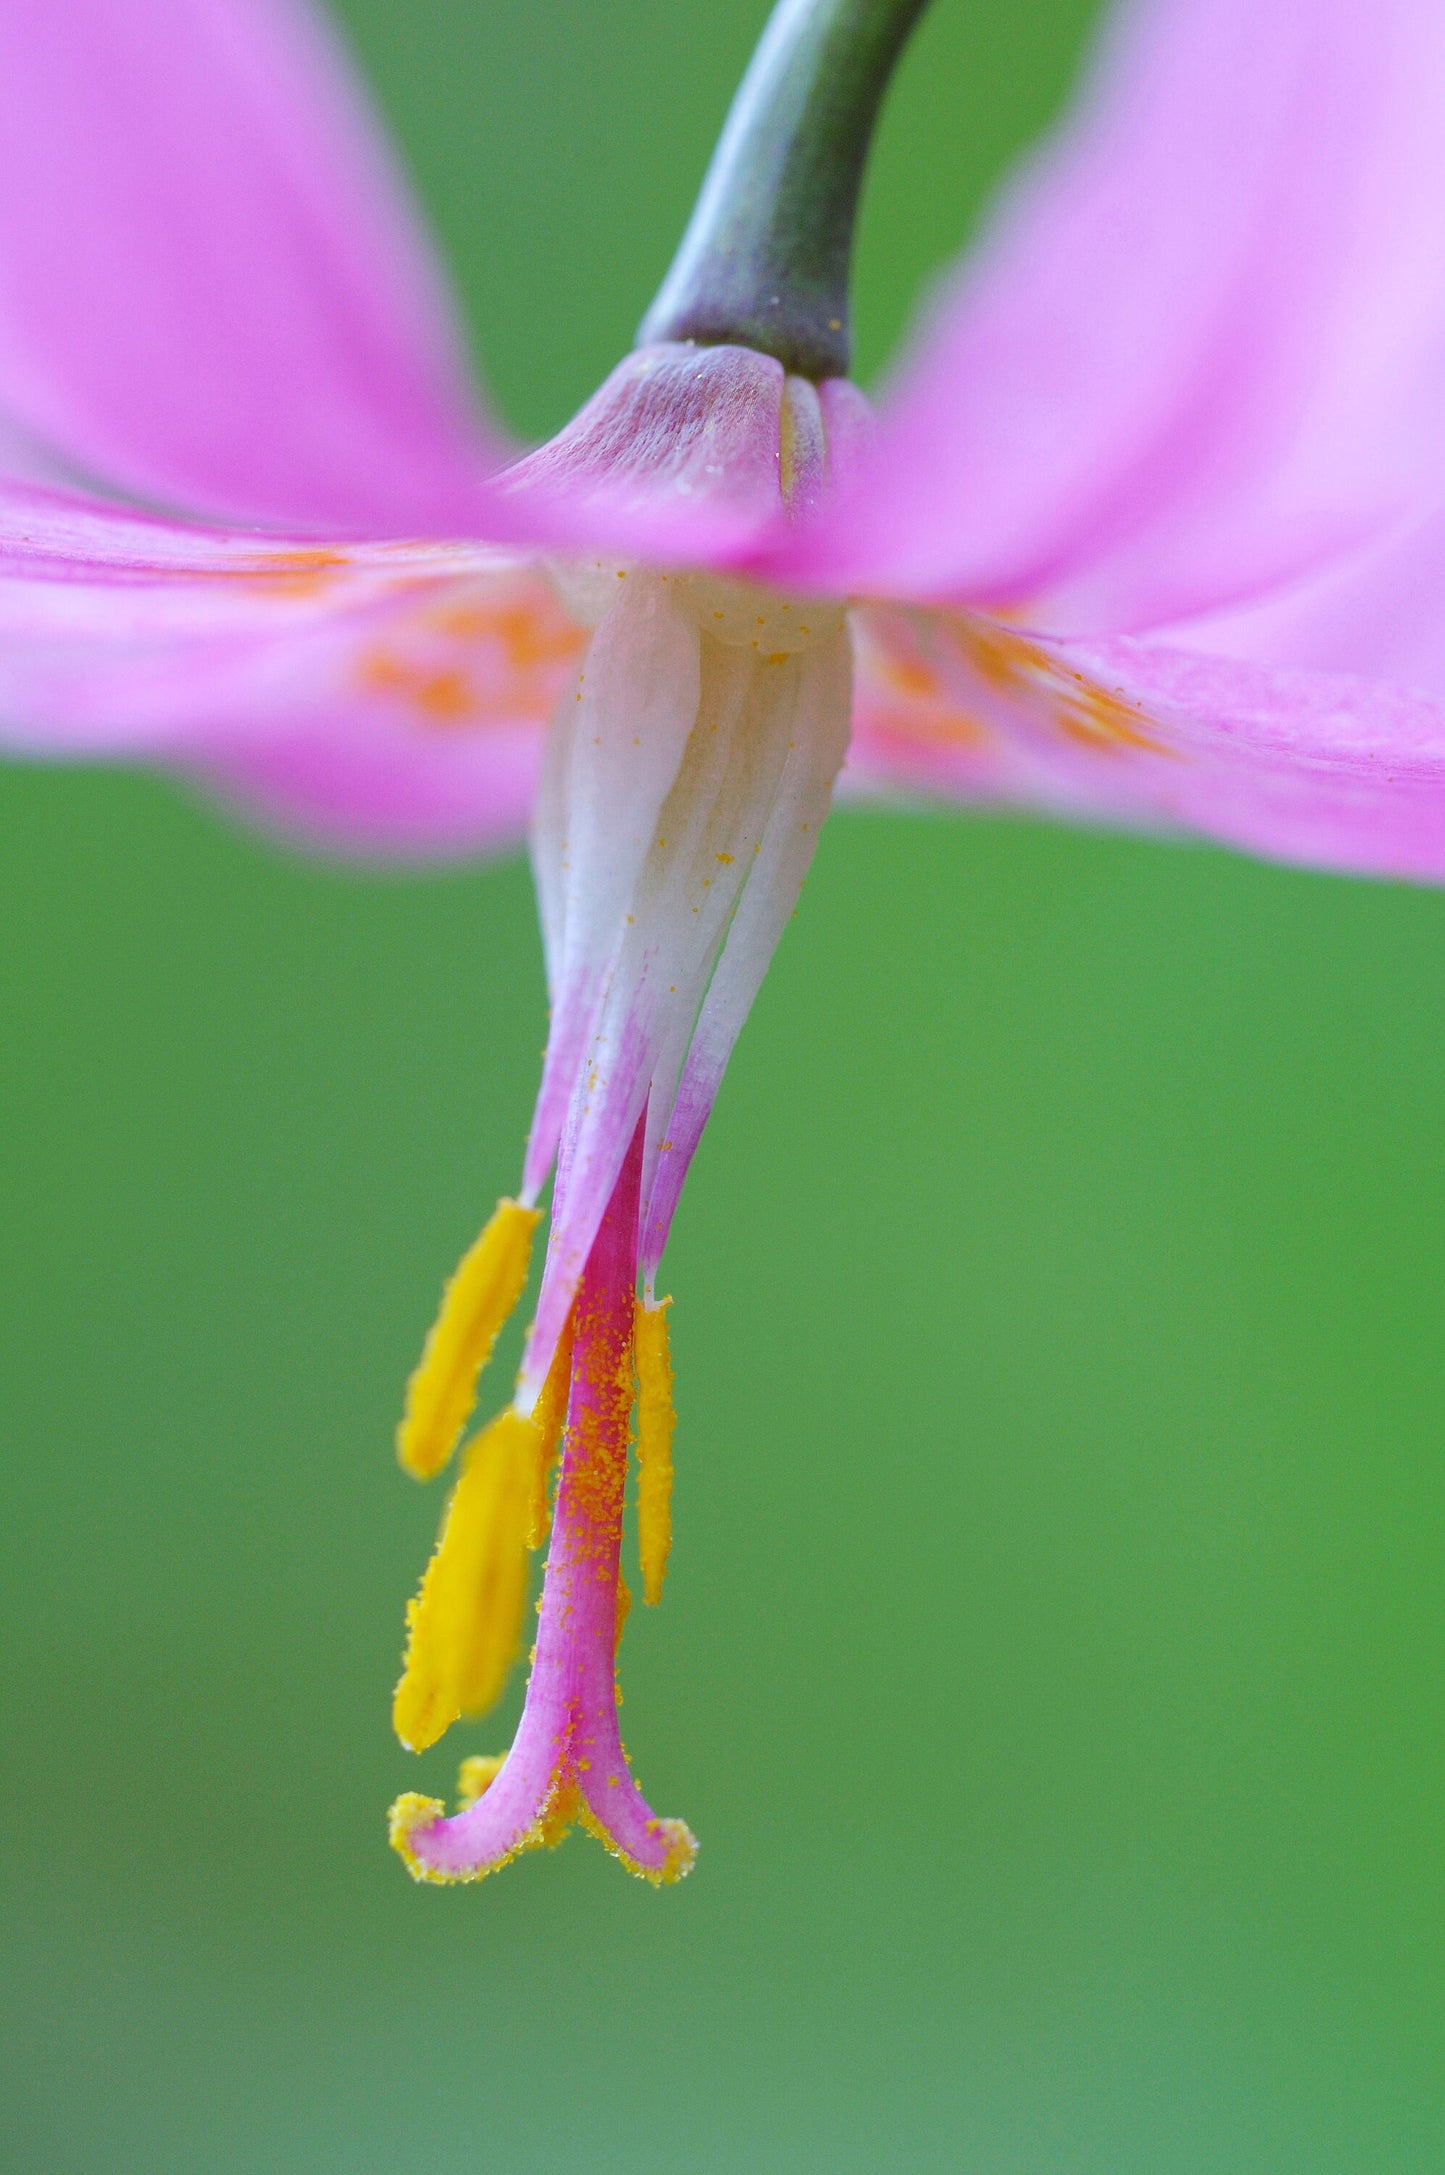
[358,646,480,726]
[363,582,586,736]
[1049,678,1176,757]
[878,655,940,701]
[873,702,992,751]
[954,619,1043,690]
[940,614,1178,761]
[414,669,478,721]
[236,547,352,598]
[425,602,508,640]
[426,596,584,672]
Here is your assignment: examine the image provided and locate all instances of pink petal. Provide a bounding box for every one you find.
[516,583,851,1401]
[0,0,501,531]
[189,704,546,860]
[497,341,815,571]
[1151,497,1445,702]
[520,569,703,1204]
[851,605,1445,884]
[636,627,852,1281]
[0,337,843,858]
[778,0,1445,632]
[0,479,578,855]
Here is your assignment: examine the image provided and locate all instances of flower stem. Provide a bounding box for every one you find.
[639,0,931,381]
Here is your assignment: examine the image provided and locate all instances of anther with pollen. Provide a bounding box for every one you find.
[396,1198,539,1481]
[394,1304,577,1753]
[635,1297,676,1605]
[393,1407,541,1752]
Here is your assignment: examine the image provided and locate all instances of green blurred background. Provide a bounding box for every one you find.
[4,1,1445,2167]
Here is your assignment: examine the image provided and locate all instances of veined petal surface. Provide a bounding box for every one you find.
[1153,497,1445,704]
[0,0,502,531]
[0,480,580,853]
[850,607,1445,885]
[775,0,1445,642]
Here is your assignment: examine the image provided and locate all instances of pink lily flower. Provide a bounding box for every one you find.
[9,0,1445,1889]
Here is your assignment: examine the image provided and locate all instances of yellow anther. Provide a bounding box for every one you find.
[396,1198,540,1481]
[392,1409,540,1751]
[634,1297,676,1605]
[526,1310,576,1549]
[456,1753,507,1809]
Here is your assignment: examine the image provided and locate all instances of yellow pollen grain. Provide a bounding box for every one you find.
[634,1298,676,1606]
[396,1198,540,1481]
[392,1408,541,1751]
[715,851,734,864]
[534,1780,578,1851]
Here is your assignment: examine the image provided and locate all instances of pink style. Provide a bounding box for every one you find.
[393,1121,695,1887]
[8,0,1445,1889]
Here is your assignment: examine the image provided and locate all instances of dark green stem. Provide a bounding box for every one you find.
[638,0,931,381]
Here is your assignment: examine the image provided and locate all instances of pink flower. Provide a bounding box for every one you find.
[9,0,1445,1886]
